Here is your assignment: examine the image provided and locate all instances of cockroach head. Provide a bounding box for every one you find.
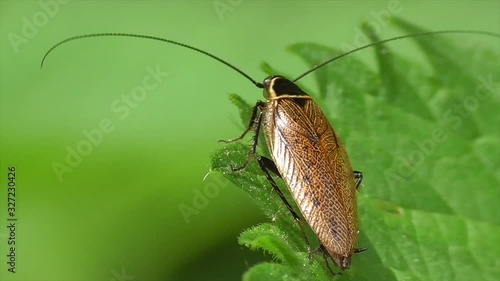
[333,254,353,271]
[262,75,307,99]
[262,75,280,99]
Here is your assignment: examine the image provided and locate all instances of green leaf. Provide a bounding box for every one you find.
[228,93,254,125]
[211,19,500,281]
[242,262,296,281]
[239,224,301,266]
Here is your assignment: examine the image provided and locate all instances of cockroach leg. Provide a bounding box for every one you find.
[354,171,363,190]
[319,245,338,276]
[258,156,312,253]
[230,106,264,172]
[309,244,340,275]
[314,245,365,274]
[219,101,265,144]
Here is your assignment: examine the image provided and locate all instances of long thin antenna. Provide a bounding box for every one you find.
[41,33,264,88]
[293,30,500,82]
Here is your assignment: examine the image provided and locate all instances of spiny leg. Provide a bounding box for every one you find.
[257,156,312,253]
[219,101,265,144]
[354,170,363,190]
[319,245,337,276]
[230,107,264,172]
[315,245,367,275]
[314,245,366,274]
[353,173,368,255]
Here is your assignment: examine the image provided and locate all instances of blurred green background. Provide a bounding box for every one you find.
[0,1,498,281]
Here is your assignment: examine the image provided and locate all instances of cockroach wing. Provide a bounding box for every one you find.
[261,98,359,266]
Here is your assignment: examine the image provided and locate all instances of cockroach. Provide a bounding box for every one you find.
[41,29,499,273]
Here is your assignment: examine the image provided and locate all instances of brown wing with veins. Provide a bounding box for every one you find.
[262,98,358,260]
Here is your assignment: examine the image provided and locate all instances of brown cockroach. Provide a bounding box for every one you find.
[41,29,499,273]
